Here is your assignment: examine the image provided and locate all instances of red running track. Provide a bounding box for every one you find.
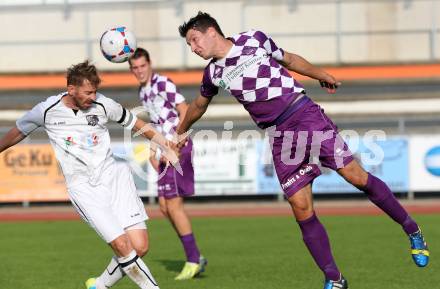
[0,200,439,222]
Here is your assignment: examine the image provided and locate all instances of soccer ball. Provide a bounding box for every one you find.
[100,26,137,63]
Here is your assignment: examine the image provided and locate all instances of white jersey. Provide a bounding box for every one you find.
[16,92,137,188]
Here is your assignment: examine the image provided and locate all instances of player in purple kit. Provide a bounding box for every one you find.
[129,48,207,280]
[176,12,429,289]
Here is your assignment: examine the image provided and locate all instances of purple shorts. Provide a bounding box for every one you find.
[157,138,195,199]
[269,98,354,198]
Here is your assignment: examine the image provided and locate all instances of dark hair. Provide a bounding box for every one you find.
[178,11,224,38]
[66,60,101,88]
[129,47,151,66]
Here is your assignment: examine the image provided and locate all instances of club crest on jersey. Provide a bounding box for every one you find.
[242,46,257,55]
[214,65,224,78]
[86,115,99,126]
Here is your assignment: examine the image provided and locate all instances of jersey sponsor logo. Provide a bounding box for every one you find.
[86,114,99,126]
[86,133,99,147]
[281,165,313,189]
[64,136,76,147]
[158,184,172,191]
[215,54,267,89]
[64,134,98,149]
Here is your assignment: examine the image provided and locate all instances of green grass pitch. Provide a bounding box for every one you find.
[0,214,438,289]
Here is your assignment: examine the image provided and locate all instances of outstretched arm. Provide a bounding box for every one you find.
[0,127,27,154]
[131,119,179,165]
[176,95,211,136]
[176,102,189,129]
[278,51,341,94]
[149,145,160,172]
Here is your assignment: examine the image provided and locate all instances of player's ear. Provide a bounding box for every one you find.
[207,26,217,38]
[67,84,76,95]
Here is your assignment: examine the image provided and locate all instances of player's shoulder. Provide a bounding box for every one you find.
[95,92,108,101]
[203,59,217,75]
[153,72,167,82]
[95,92,119,105]
[153,73,177,91]
[154,73,174,85]
[93,93,122,116]
[232,29,266,39]
[229,29,269,48]
[247,29,271,42]
[39,92,67,111]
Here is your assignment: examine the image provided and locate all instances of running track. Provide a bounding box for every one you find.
[0,199,439,222]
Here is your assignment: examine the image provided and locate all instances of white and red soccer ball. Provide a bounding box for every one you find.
[100,26,137,63]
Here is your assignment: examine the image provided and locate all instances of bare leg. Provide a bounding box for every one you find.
[165,196,201,264]
[166,197,193,236]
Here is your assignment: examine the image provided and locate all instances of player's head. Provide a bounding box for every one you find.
[179,11,225,60]
[66,60,100,110]
[129,47,152,85]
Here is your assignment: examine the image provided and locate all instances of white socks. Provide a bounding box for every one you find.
[117,250,159,289]
[96,256,124,288]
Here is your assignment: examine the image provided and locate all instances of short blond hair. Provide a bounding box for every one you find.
[67,60,101,88]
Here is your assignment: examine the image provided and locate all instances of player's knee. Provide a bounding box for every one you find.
[111,236,132,256]
[290,201,313,219]
[166,203,176,214]
[345,173,368,189]
[165,199,181,214]
[293,203,313,215]
[135,244,149,257]
[339,161,368,188]
[159,204,168,217]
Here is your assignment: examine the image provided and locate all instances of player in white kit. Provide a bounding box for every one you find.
[0,61,177,289]
[129,47,206,280]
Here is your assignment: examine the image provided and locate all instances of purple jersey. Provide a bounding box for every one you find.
[200,30,305,128]
[139,72,185,140]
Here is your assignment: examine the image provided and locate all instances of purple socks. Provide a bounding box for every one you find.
[297,173,419,281]
[364,173,419,235]
[180,233,201,263]
[297,213,341,281]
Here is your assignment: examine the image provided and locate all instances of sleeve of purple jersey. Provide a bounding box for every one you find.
[200,65,218,98]
[253,30,284,61]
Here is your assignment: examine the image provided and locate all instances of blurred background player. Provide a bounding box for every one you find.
[177,12,429,289]
[129,48,207,280]
[0,61,180,289]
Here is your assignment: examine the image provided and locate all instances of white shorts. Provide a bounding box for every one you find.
[68,161,148,243]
